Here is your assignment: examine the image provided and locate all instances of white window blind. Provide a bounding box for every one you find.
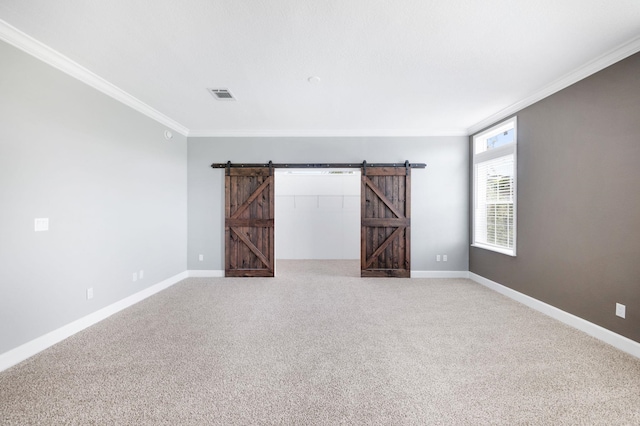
[473,117,517,256]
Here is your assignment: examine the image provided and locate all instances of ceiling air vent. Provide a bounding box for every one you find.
[207,88,236,101]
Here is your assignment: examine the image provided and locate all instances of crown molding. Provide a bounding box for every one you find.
[467,35,640,136]
[0,19,189,136]
[6,17,638,140]
[187,128,468,138]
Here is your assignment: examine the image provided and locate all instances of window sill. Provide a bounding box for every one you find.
[471,243,516,257]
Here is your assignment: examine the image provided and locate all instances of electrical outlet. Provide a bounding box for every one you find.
[87,288,94,300]
[139,270,144,279]
[133,272,138,282]
[443,255,448,262]
[616,303,626,319]
[436,255,441,262]
[199,254,204,261]
[34,218,49,232]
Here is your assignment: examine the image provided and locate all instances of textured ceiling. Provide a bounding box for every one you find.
[1,0,639,136]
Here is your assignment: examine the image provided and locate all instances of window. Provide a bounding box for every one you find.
[473,117,517,256]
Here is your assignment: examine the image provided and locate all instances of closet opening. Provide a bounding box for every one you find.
[275,169,361,272]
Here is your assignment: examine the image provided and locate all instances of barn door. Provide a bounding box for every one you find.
[361,164,411,277]
[225,167,274,277]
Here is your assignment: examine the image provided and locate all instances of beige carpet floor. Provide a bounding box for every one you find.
[1,260,639,425]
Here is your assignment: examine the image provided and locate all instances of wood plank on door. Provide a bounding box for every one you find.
[225,167,274,277]
[361,165,411,277]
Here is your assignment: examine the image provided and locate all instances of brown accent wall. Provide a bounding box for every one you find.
[470,52,640,343]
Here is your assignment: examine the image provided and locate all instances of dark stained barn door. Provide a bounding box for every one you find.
[361,165,411,277]
[225,167,274,277]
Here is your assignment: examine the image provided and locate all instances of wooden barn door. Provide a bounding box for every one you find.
[361,164,411,277]
[225,167,274,277]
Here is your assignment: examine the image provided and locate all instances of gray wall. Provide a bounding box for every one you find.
[0,41,188,354]
[188,137,469,272]
[470,52,640,343]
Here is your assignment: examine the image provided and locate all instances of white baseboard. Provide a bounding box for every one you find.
[192,270,471,279]
[411,271,470,278]
[4,270,636,373]
[187,270,471,279]
[188,270,224,278]
[189,269,472,279]
[0,271,188,373]
[469,272,640,360]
